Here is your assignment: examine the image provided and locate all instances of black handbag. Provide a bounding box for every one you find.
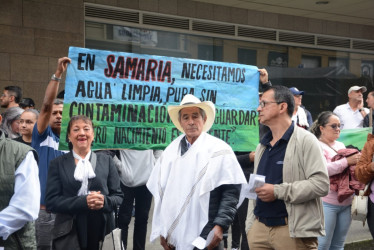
[52,213,81,250]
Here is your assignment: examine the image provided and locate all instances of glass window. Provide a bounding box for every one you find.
[301,55,321,68]
[238,48,257,65]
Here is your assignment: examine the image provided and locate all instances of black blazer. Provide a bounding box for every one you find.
[45,151,123,248]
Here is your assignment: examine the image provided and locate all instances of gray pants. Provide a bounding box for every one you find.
[35,209,55,250]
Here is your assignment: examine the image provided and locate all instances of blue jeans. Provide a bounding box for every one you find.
[318,201,351,250]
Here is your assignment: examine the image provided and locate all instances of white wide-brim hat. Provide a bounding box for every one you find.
[168,94,216,134]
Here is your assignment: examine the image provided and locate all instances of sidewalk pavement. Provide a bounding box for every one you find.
[125,200,372,249]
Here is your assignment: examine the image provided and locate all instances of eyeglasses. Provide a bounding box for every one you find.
[326,124,341,130]
[259,101,282,108]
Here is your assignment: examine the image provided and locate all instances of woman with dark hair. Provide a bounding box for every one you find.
[45,115,123,250]
[310,111,359,250]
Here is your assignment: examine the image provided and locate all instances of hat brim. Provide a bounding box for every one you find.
[359,87,367,93]
[168,102,216,134]
[348,86,367,94]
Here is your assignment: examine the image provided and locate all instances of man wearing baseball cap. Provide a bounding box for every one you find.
[147,94,246,250]
[333,86,369,129]
[289,87,313,129]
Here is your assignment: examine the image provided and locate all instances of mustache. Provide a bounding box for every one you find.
[186,125,198,129]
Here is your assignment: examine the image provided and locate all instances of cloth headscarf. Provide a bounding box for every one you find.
[73,150,96,196]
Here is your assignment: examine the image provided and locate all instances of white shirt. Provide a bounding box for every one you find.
[118,149,162,187]
[333,103,369,129]
[0,152,40,240]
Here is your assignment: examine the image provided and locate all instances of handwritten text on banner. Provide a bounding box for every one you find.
[60,46,260,151]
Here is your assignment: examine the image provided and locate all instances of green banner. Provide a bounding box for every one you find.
[337,127,371,150]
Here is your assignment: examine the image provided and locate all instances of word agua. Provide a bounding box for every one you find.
[74,81,217,103]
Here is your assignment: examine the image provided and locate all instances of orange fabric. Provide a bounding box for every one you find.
[355,134,374,195]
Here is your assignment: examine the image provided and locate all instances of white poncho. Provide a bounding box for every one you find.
[147,132,246,250]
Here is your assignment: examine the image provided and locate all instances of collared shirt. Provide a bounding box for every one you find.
[185,137,192,149]
[180,136,192,156]
[333,103,369,129]
[0,152,40,240]
[254,122,294,219]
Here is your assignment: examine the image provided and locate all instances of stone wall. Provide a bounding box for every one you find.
[0,0,84,110]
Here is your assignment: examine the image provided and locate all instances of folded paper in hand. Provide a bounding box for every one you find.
[244,174,265,200]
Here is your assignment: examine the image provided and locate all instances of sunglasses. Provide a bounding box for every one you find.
[326,124,341,130]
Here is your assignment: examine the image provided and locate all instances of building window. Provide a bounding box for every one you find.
[238,48,257,65]
[301,55,321,68]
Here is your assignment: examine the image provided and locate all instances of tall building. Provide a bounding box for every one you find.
[1,0,373,117]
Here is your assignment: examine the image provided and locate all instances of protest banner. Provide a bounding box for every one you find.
[337,127,371,150]
[60,46,260,151]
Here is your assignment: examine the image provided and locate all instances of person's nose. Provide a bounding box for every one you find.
[187,117,194,125]
[257,105,262,112]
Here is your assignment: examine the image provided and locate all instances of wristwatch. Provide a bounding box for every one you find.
[51,74,61,82]
[359,108,364,112]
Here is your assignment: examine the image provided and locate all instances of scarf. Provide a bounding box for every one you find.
[73,150,96,196]
[293,106,309,128]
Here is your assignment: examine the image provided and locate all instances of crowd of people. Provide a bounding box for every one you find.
[1,56,374,250]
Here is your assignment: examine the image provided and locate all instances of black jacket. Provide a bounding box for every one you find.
[199,183,241,239]
[45,152,123,248]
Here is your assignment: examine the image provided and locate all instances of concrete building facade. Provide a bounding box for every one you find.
[1,0,374,111]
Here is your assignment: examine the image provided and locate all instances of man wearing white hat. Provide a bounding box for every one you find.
[333,85,369,129]
[147,94,246,250]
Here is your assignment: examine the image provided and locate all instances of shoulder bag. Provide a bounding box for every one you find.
[52,213,80,250]
[351,184,369,226]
